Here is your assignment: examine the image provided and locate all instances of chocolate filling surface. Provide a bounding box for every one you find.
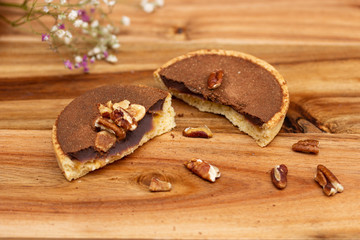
[159,54,283,125]
[56,85,167,162]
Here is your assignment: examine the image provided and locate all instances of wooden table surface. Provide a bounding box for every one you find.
[1,0,360,239]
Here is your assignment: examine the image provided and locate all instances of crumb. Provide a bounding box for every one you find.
[170,133,175,138]
[177,113,184,117]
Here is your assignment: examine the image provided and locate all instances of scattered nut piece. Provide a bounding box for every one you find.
[207,70,224,89]
[184,158,221,182]
[97,103,112,118]
[111,108,137,131]
[149,177,172,192]
[292,139,319,154]
[94,117,126,140]
[271,164,288,189]
[127,104,146,122]
[94,131,116,152]
[113,100,130,110]
[183,125,213,138]
[315,164,344,196]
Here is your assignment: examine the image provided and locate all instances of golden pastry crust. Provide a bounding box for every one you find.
[52,92,176,181]
[154,49,289,147]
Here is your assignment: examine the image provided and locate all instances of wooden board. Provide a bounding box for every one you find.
[1,0,360,238]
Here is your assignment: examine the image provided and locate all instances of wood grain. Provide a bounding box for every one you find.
[1,128,360,239]
[1,0,360,238]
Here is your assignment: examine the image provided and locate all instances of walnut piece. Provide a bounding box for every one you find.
[94,131,116,152]
[149,177,172,192]
[182,125,213,138]
[207,70,224,89]
[184,158,221,182]
[292,139,319,154]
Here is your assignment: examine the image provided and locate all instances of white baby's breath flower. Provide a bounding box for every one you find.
[155,0,164,7]
[65,31,72,39]
[82,22,89,28]
[93,47,101,54]
[91,0,100,5]
[106,55,118,63]
[106,24,114,31]
[96,53,103,60]
[103,0,116,6]
[121,16,130,26]
[50,25,58,32]
[43,6,49,13]
[112,43,120,49]
[45,0,53,3]
[142,2,155,13]
[68,10,78,21]
[60,0,67,4]
[91,20,99,28]
[74,19,83,28]
[58,13,66,20]
[91,31,98,37]
[75,56,83,63]
[64,37,71,44]
[55,29,66,38]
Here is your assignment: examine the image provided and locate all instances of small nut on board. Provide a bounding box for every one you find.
[271,164,288,190]
[184,158,221,182]
[207,70,224,89]
[183,125,213,138]
[292,139,319,154]
[94,131,116,152]
[149,177,172,192]
[315,164,344,196]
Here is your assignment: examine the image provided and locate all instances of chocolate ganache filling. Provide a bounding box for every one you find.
[159,54,283,126]
[56,85,167,162]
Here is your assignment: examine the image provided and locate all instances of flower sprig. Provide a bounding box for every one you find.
[0,0,164,73]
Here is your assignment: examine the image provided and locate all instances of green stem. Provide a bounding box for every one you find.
[0,1,28,10]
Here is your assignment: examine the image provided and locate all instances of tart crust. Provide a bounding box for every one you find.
[52,85,176,181]
[154,49,289,147]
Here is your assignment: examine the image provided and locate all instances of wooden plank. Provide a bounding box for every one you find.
[0,128,359,238]
[1,0,360,44]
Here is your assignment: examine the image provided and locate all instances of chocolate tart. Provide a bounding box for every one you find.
[52,85,176,181]
[154,49,289,147]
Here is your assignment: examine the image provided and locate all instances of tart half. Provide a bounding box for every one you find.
[154,49,289,147]
[52,85,176,181]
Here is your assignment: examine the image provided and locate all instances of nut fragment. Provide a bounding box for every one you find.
[182,125,213,138]
[97,103,112,118]
[149,177,172,192]
[113,100,130,110]
[94,131,116,152]
[315,164,344,196]
[94,117,126,140]
[111,108,137,131]
[292,139,319,154]
[207,70,224,89]
[127,104,146,122]
[184,158,221,182]
[271,164,288,189]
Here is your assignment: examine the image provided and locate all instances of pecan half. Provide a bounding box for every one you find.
[292,139,319,154]
[207,70,224,89]
[94,116,126,140]
[183,125,213,138]
[149,177,172,192]
[315,164,344,196]
[94,131,116,152]
[271,164,288,189]
[184,158,221,182]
